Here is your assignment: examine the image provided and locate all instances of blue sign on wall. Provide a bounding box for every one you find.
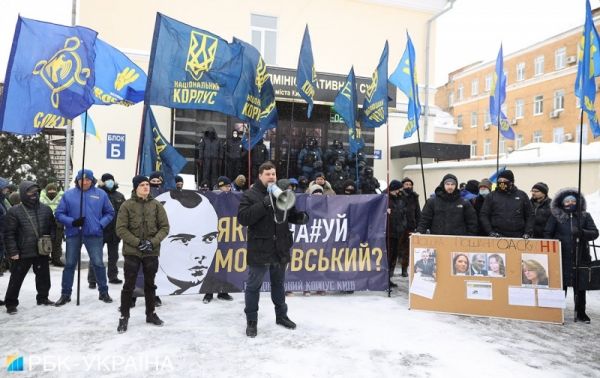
[373,149,382,160]
[106,133,126,160]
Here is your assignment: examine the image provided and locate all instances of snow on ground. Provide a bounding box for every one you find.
[1,264,599,378]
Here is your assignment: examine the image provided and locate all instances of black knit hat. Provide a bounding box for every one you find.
[101,173,115,182]
[175,175,183,183]
[401,177,413,185]
[389,180,402,192]
[132,175,149,191]
[498,169,515,183]
[465,180,479,195]
[532,182,549,196]
[149,171,163,181]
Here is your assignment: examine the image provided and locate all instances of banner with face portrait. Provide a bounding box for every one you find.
[154,190,388,295]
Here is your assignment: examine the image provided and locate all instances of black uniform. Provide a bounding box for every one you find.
[197,127,222,188]
[359,167,379,194]
[248,140,270,180]
[224,131,243,180]
[480,185,534,237]
[398,187,420,275]
[387,193,407,279]
[531,197,552,238]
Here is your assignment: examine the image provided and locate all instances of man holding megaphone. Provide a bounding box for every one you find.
[238,162,309,338]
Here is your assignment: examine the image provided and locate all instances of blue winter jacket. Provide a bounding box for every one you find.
[56,185,115,238]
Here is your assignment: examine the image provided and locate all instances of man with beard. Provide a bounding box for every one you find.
[40,182,64,267]
[398,177,420,277]
[530,182,552,239]
[4,181,56,313]
[480,170,534,238]
[175,176,184,191]
[238,162,309,337]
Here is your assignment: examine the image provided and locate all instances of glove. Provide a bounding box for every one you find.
[489,232,501,238]
[522,233,530,239]
[72,217,85,228]
[138,239,153,253]
[571,226,583,238]
[263,195,273,209]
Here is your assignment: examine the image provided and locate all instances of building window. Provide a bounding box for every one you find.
[457,84,464,101]
[534,55,544,76]
[516,63,525,81]
[553,127,565,143]
[533,130,543,143]
[448,92,454,107]
[251,14,277,64]
[555,47,566,70]
[553,89,565,111]
[533,95,544,115]
[499,136,506,154]
[471,111,478,127]
[484,110,491,125]
[484,139,491,155]
[471,79,479,96]
[457,114,463,128]
[470,141,477,157]
[577,125,589,144]
[515,134,524,149]
[484,74,492,92]
[515,99,524,119]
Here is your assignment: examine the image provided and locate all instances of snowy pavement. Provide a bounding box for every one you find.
[1,266,599,378]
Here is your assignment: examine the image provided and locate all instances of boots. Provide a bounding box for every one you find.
[401,267,408,277]
[217,293,233,301]
[276,316,297,329]
[575,291,590,324]
[117,317,129,333]
[203,293,213,304]
[54,295,71,306]
[37,298,55,306]
[99,292,113,303]
[146,312,164,326]
[246,320,257,337]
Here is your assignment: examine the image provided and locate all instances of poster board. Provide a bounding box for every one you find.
[409,234,564,324]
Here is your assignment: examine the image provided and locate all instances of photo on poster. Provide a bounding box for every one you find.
[486,253,506,278]
[413,248,437,282]
[469,253,488,276]
[466,281,493,300]
[451,252,471,276]
[521,253,549,287]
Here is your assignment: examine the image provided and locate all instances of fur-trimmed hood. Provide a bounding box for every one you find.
[550,187,587,222]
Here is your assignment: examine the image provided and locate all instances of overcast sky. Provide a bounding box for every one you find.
[0,0,596,87]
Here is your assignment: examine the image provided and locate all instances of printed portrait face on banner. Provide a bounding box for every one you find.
[156,190,219,294]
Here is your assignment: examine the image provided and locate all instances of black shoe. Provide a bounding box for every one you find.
[37,298,55,306]
[55,295,71,306]
[576,312,591,324]
[0,300,4,306]
[109,278,123,284]
[89,282,97,289]
[117,317,129,333]
[99,292,113,303]
[217,293,233,301]
[246,320,257,337]
[203,293,213,304]
[131,297,137,308]
[155,296,162,307]
[389,281,398,288]
[52,260,65,267]
[146,312,164,326]
[6,306,17,315]
[276,316,296,330]
[401,271,408,278]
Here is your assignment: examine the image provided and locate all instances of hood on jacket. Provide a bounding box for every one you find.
[74,169,97,188]
[550,187,587,222]
[19,181,40,203]
[435,174,460,198]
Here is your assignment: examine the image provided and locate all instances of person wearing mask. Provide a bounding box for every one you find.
[88,173,126,287]
[480,170,534,238]
[4,181,56,313]
[387,180,407,287]
[359,167,380,194]
[40,182,65,267]
[287,178,299,193]
[54,169,115,306]
[341,180,357,195]
[149,171,166,198]
[473,179,492,219]
[175,176,184,191]
[307,172,335,195]
[297,176,309,193]
[417,174,478,236]
[398,177,420,277]
[530,182,552,239]
[116,175,170,333]
[544,189,598,323]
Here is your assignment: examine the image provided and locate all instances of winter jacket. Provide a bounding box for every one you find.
[479,185,534,237]
[99,185,126,243]
[399,189,420,231]
[225,137,243,160]
[4,182,55,259]
[388,194,408,238]
[417,175,478,236]
[531,197,552,239]
[198,127,222,159]
[116,191,170,258]
[40,189,64,213]
[0,192,10,257]
[250,141,270,166]
[306,180,336,195]
[55,182,115,238]
[544,188,599,288]
[238,179,308,265]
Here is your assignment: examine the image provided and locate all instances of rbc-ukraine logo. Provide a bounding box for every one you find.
[5,354,24,372]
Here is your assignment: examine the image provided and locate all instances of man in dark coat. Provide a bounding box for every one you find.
[479,169,534,238]
[530,182,552,239]
[4,181,56,313]
[88,173,126,287]
[387,180,407,287]
[238,162,309,337]
[359,167,380,194]
[417,174,478,236]
[197,127,222,188]
[398,177,420,277]
[225,130,243,180]
[544,189,598,323]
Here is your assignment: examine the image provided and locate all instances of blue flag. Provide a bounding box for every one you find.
[79,113,100,141]
[0,16,97,135]
[489,45,514,140]
[361,41,389,128]
[145,13,243,115]
[232,38,278,151]
[389,33,421,138]
[575,0,600,138]
[93,38,146,106]
[334,67,363,153]
[140,107,187,190]
[296,25,317,118]
[489,165,507,184]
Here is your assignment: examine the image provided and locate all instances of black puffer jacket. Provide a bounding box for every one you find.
[544,188,599,288]
[4,181,55,259]
[479,185,534,237]
[417,174,478,236]
[531,196,552,238]
[399,189,420,231]
[100,184,125,243]
[238,180,308,265]
[388,193,407,238]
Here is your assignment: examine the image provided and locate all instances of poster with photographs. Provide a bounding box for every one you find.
[451,252,506,277]
[521,253,549,287]
[413,248,437,282]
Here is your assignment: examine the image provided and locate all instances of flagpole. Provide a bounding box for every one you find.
[286,100,295,178]
[135,105,149,175]
[247,126,252,187]
[386,120,391,297]
[574,108,585,322]
[496,115,500,173]
[76,111,89,306]
[416,125,427,198]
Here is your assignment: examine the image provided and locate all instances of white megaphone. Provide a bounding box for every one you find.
[268,183,296,211]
